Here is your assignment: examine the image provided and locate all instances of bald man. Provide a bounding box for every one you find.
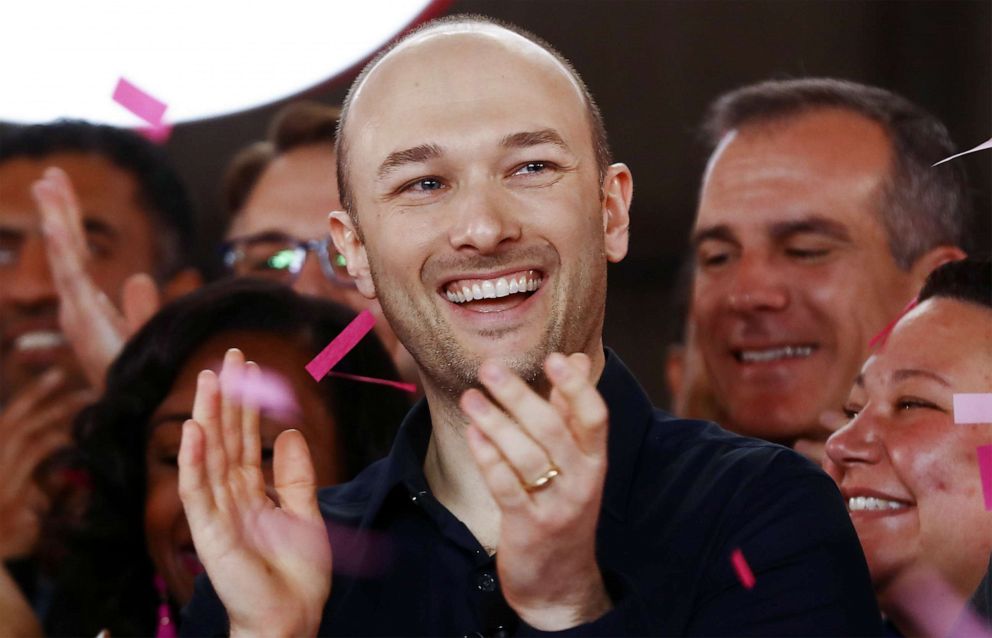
[180,17,881,636]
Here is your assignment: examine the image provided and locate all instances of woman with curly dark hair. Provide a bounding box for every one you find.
[44,278,412,636]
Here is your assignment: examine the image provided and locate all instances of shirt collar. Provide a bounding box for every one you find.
[361,348,655,526]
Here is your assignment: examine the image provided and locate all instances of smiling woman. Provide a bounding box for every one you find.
[824,258,992,635]
[40,279,410,637]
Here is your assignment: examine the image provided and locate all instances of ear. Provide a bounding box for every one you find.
[161,267,202,302]
[328,210,376,299]
[908,245,967,289]
[601,163,633,263]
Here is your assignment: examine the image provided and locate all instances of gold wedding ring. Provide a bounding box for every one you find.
[523,464,561,492]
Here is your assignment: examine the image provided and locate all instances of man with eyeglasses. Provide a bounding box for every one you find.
[221,101,418,385]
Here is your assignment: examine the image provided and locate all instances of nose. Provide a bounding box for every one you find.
[2,233,58,307]
[723,254,790,313]
[446,182,521,254]
[824,410,883,473]
[292,251,330,298]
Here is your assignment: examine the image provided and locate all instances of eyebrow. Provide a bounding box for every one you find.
[891,369,951,386]
[691,215,852,250]
[853,369,951,389]
[377,143,443,180]
[499,129,570,153]
[83,217,120,241]
[767,215,852,243]
[691,224,738,250]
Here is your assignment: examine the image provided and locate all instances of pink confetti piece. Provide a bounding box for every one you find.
[868,296,919,350]
[112,77,168,126]
[933,137,992,166]
[978,445,992,511]
[305,310,377,381]
[730,548,756,590]
[326,370,418,393]
[954,393,992,424]
[229,367,302,422]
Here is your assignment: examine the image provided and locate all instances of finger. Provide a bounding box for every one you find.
[219,349,246,466]
[273,429,321,522]
[0,367,65,425]
[545,353,609,456]
[460,388,556,487]
[121,273,160,334]
[465,424,529,510]
[240,362,264,491]
[548,353,593,440]
[192,370,228,493]
[476,360,579,465]
[44,167,89,257]
[33,180,88,281]
[178,419,218,534]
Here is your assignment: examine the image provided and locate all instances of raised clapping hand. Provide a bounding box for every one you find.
[178,349,331,638]
[30,167,160,391]
[460,352,613,631]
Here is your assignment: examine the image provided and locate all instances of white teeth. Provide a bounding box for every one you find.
[14,331,66,352]
[739,345,814,363]
[445,272,543,304]
[848,496,908,512]
[481,281,496,299]
[495,278,509,298]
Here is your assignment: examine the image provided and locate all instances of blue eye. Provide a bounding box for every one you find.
[410,178,443,191]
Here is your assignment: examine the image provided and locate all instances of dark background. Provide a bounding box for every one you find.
[99,1,992,404]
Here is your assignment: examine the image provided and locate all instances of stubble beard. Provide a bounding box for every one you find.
[367,248,606,401]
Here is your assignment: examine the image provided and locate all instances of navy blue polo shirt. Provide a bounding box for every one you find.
[183,350,883,636]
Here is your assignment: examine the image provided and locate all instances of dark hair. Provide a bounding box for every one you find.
[701,78,970,269]
[918,258,991,310]
[0,119,197,280]
[223,101,342,221]
[335,14,611,227]
[46,279,410,636]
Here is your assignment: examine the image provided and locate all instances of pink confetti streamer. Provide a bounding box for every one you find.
[730,548,756,590]
[978,445,992,511]
[326,370,418,394]
[933,137,992,166]
[305,310,377,381]
[112,77,167,126]
[868,296,918,350]
[954,393,992,424]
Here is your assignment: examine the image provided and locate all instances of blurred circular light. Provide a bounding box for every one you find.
[0,0,444,126]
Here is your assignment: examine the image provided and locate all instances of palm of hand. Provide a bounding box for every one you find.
[178,350,332,637]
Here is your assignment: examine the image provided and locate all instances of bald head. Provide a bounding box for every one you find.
[335,15,610,221]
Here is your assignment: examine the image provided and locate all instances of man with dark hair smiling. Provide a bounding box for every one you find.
[690,78,968,460]
[0,120,201,634]
[180,17,882,636]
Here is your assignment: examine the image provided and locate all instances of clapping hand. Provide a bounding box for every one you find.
[178,348,331,638]
[460,352,613,631]
[31,167,160,391]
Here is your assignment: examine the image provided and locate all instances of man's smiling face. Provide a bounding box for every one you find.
[691,108,921,444]
[334,27,630,395]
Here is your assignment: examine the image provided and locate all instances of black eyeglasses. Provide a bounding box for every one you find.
[220,231,356,288]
